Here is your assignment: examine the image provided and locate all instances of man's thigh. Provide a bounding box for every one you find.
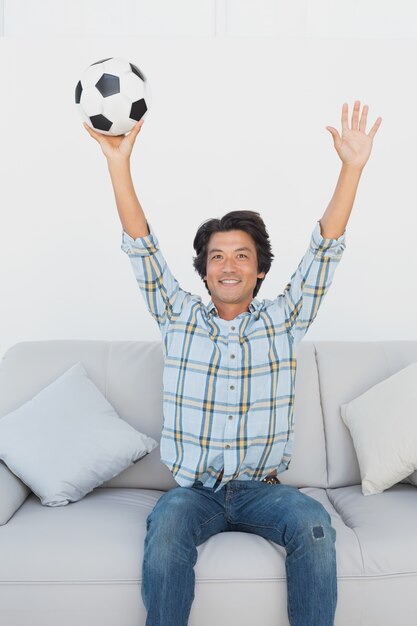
[146,483,228,546]
[228,482,334,548]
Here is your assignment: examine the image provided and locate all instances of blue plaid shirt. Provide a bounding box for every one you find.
[121,220,346,492]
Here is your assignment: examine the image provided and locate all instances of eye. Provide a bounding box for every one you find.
[237,254,248,258]
[212,254,222,259]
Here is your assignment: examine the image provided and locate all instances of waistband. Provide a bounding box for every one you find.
[214,468,280,488]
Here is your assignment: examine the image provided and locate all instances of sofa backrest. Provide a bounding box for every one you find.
[1,339,416,495]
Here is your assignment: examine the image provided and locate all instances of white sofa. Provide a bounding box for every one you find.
[1,338,417,626]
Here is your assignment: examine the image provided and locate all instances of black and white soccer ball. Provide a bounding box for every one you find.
[75,57,151,136]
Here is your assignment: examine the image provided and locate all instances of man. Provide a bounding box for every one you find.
[84,101,381,626]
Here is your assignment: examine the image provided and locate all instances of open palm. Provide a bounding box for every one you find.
[326,101,381,169]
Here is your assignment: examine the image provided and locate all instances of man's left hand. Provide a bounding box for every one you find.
[326,101,382,169]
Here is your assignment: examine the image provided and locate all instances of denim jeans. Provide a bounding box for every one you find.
[141,478,337,626]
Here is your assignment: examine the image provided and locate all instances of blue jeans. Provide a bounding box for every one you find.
[141,478,337,626]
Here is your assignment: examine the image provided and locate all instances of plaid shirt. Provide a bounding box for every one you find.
[121,220,346,492]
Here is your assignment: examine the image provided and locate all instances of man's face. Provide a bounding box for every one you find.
[204,230,265,309]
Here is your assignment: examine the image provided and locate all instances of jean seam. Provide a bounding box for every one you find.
[198,512,225,532]
[286,563,295,624]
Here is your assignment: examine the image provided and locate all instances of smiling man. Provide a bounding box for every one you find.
[84,101,381,626]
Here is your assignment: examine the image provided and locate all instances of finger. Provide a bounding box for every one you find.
[326,126,341,147]
[359,104,368,133]
[131,119,145,136]
[368,117,382,140]
[341,103,349,132]
[351,100,360,129]
[126,119,144,143]
[83,122,99,140]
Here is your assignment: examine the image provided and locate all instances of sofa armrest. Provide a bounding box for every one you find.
[0,461,30,525]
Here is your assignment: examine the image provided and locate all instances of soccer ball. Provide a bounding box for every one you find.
[75,57,151,136]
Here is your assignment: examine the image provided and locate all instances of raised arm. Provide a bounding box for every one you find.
[83,119,149,239]
[83,119,191,336]
[280,101,381,345]
[320,101,382,238]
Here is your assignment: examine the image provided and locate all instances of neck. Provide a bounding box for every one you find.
[212,299,252,321]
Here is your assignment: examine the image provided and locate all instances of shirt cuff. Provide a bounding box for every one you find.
[310,220,346,257]
[120,221,160,256]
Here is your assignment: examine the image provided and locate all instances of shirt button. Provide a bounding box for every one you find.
[230,354,235,359]
[230,385,235,390]
[228,415,233,420]
[231,326,235,331]
[225,444,231,449]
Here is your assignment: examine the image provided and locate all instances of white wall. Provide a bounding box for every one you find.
[1,2,417,361]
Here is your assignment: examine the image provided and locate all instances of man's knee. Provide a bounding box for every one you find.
[287,497,335,546]
[304,499,334,535]
[304,502,333,539]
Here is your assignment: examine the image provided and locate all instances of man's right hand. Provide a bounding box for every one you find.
[83,118,145,162]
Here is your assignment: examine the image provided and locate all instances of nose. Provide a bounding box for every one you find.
[221,257,237,273]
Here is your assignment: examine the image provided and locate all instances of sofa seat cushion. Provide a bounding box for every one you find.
[326,483,417,576]
[0,488,160,582]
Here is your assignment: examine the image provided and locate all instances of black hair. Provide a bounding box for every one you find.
[192,210,274,298]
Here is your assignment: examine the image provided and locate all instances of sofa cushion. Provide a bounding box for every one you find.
[340,363,417,495]
[0,460,30,526]
[0,362,157,507]
[0,340,176,498]
[326,483,417,575]
[314,341,417,488]
[278,341,328,488]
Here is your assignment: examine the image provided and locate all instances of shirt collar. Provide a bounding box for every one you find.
[207,298,262,318]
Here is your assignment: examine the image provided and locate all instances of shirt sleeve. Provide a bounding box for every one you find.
[120,222,192,335]
[281,220,346,346]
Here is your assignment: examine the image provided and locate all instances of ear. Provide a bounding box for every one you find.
[257,271,266,280]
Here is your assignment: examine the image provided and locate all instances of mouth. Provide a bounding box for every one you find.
[219,279,241,287]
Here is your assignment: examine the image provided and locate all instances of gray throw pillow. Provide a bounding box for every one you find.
[0,362,158,506]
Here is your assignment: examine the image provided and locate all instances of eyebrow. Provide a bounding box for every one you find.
[208,247,252,254]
